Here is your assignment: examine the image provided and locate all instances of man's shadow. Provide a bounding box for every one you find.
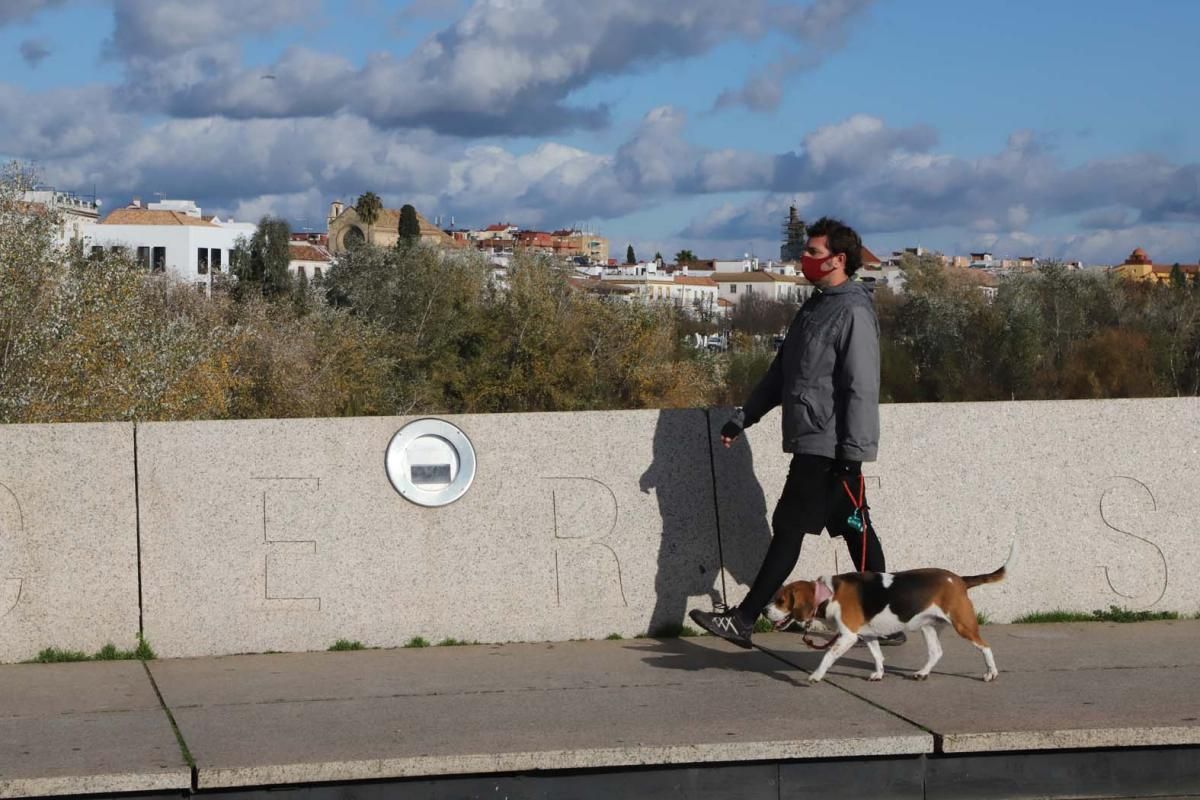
[639,408,771,637]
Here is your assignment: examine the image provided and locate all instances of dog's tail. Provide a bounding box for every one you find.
[963,539,1018,589]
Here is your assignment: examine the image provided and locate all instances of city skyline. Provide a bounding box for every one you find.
[2,0,1198,265]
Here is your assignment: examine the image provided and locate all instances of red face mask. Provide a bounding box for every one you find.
[800,253,836,283]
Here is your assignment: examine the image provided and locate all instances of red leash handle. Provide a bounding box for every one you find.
[840,474,868,571]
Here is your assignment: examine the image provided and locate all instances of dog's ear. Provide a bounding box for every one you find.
[791,582,817,621]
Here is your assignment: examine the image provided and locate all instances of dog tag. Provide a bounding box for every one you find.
[846,509,863,532]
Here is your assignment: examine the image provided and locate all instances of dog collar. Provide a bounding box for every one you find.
[813,578,833,608]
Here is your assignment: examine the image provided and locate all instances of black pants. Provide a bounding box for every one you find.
[735,454,886,623]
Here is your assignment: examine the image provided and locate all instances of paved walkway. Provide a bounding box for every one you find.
[2,622,1199,798]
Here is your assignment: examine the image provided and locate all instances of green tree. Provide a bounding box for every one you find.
[233,216,292,299]
[729,293,796,337]
[889,254,1000,401]
[321,242,491,413]
[354,191,382,243]
[292,268,312,316]
[991,274,1046,399]
[1145,278,1200,396]
[1170,263,1186,289]
[1030,261,1117,395]
[626,244,636,265]
[675,249,697,263]
[398,204,421,245]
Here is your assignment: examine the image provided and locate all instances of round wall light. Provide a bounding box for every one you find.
[385,419,476,507]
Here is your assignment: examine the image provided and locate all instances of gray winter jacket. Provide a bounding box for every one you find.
[733,280,880,461]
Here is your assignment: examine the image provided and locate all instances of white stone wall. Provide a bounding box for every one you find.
[136,411,722,658]
[714,398,1200,624]
[1,398,1196,661]
[0,423,140,663]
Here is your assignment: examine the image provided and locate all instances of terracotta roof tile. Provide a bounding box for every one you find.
[710,271,793,283]
[101,208,217,227]
[288,244,333,263]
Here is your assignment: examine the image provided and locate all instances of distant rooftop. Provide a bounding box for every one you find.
[101,208,217,227]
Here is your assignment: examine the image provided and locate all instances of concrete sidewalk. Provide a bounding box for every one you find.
[2,622,1199,799]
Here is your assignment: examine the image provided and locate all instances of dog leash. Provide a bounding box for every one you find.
[841,474,869,571]
[797,476,867,652]
[802,628,839,651]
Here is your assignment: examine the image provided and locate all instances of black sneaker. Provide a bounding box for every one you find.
[689,608,754,649]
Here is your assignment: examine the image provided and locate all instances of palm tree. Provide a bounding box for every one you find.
[354,192,383,245]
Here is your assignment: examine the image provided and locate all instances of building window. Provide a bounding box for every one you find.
[730,284,737,294]
[296,265,307,279]
[152,247,166,273]
[136,246,150,269]
[90,245,104,258]
[313,267,322,279]
[211,249,222,272]
[197,247,208,275]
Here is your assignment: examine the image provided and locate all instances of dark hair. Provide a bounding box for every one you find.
[806,217,863,276]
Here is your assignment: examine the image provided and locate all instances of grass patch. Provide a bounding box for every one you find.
[605,633,623,640]
[27,634,156,663]
[436,637,477,646]
[753,618,774,634]
[403,636,430,648]
[1014,606,1180,624]
[328,639,365,651]
[976,612,990,626]
[28,647,90,663]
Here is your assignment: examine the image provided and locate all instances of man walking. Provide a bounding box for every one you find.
[690,217,900,649]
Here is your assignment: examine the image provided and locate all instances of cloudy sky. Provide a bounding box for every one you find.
[2,0,1198,264]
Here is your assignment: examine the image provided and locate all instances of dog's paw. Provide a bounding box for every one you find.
[868,672,884,682]
[807,674,823,685]
[910,672,929,681]
[983,671,998,683]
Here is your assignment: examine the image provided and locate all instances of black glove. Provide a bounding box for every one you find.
[720,419,743,440]
[832,459,862,479]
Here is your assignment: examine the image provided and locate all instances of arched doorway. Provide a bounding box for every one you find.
[342,226,365,250]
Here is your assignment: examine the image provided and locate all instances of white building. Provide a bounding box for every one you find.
[20,188,101,245]
[596,270,720,316]
[858,264,908,294]
[710,271,814,306]
[87,201,256,296]
[673,275,719,314]
[288,241,333,281]
[713,256,759,272]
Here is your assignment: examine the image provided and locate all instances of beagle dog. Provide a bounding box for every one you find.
[764,547,1013,684]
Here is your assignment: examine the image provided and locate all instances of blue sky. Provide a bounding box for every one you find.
[2,0,1198,264]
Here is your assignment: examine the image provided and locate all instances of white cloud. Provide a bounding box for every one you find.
[714,0,877,112]
[104,0,768,135]
[106,0,319,60]
[0,0,66,28]
[680,117,1200,262]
